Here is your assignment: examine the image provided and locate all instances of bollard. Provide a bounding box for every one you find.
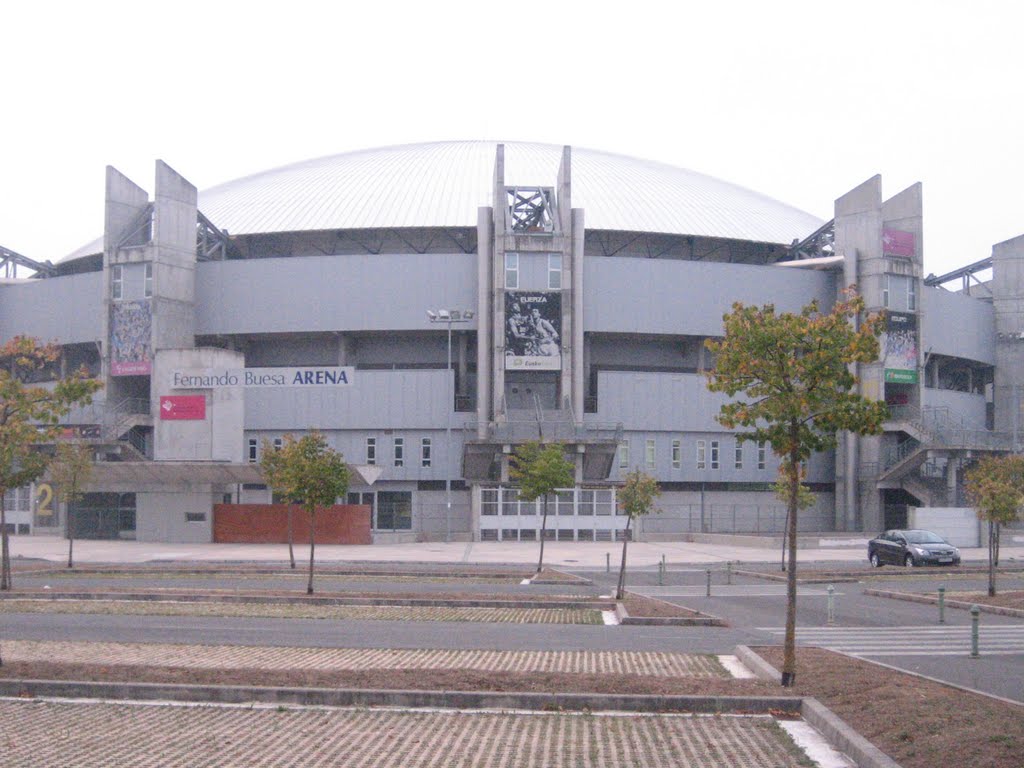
[970,605,980,659]
[706,567,712,597]
[826,584,835,626]
[658,560,664,586]
[938,586,945,624]
[606,552,610,574]
[726,561,732,586]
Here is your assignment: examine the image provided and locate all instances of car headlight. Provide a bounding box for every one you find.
[913,547,927,555]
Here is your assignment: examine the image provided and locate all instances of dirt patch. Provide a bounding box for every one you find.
[621,593,704,618]
[0,661,783,698]
[948,589,1024,611]
[756,647,1024,768]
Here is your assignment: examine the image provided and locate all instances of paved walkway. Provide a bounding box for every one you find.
[0,701,808,768]
[12,534,1023,568]
[1,640,726,677]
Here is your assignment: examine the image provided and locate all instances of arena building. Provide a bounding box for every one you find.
[1,141,1022,544]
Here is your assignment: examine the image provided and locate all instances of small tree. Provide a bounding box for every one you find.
[510,441,574,575]
[615,469,660,600]
[49,441,95,569]
[705,290,887,687]
[1,337,101,590]
[260,439,296,569]
[965,454,1024,597]
[260,432,349,594]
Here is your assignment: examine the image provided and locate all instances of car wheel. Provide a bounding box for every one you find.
[904,554,916,567]
[870,552,882,568]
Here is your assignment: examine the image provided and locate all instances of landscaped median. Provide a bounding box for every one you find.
[863,587,1024,618]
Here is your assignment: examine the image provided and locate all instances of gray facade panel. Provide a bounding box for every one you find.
[920,288,996,365]
[591,371,729,431]
[583,258,834,336]
[921,388,988,428]
[195,253,477,335]
[0,273,103,344]
[244,369,453,430]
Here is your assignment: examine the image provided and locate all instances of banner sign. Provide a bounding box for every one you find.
[110,300,153,376]
[171,366,355,389]
[160,395,207,420]
[882,229,915,258]
[884,311,918,383]
[505,291,562,370]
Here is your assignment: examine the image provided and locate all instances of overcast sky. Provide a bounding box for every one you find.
[3,1,1020,278]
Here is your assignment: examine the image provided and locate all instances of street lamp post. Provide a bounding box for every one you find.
[427,308,473,542]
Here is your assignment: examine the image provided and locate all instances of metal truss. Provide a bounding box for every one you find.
[0,244,54,279]
[783,218,835,262]
[506,187,556,233]
[196,210,236,261]
[924,256,993,294]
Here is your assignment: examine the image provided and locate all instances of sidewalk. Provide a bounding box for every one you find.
[10,534,1022,568]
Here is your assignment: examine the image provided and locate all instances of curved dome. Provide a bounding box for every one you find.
[200,141,822,245]
[61,141,824,263]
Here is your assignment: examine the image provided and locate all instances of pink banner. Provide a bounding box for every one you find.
[882,229,915,258]
[159,395,207,420]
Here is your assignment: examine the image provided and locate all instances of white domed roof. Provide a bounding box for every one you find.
[199,141,822,244]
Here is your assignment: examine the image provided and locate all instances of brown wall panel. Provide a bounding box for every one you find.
[213,504,372,545]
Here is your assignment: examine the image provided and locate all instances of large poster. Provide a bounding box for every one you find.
[884,311,918,383]
[882,229,915,258]
[505,291,561,370]
[110,300,152,376]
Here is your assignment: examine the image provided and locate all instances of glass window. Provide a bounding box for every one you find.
[481,488,499,516]
[671,439,681,469]
[908,278,917,311]
[618,442,629,469]
[421,437,431,468]
[272,437,283,451]
[394,437,404,467]
[696,440,706,470]
[645,439,655,469]
[734,442,743,470]
[504,253,519,289]
[144,263,153,298]
[247,438,258,464]
[366,437,376,465]
[376,491,412,530]
[883,274,890,308]
[758,441,767,470]
[710,441,720,470]
[111,265,123,300]
[548,254,562,290]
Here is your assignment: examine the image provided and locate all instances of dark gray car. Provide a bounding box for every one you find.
[868,529,961,567]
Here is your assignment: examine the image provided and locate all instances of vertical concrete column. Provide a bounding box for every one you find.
[490,145,506,423]
[457,331,468,398]
[476,206,493,438]
[571,208,585,416]
[992,235,1024,437]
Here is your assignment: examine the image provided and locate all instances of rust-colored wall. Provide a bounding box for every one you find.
[213,504,372,545]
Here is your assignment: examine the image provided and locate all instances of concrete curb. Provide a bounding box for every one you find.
[0,591,610,611]
[615,598,728,627]
[0,679,803,715]
[733,569,859,585]
[863,587,1024,618]
[733,646,903,768]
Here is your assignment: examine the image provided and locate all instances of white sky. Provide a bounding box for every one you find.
[3,0,1021,278]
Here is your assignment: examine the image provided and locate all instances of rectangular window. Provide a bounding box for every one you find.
[758,441,767,470]
[696,440,706,470]
[366,437,377,465]
[504,252,519,289]
[548,254,562,290]
[671,439,681,469]
[394,437,404,467]
[421,437,431,468]
[272,437,283,452]
[734,442,743,470]
[883,273,890,309]
[618,442,629,469]
[907,278,917,311]
[247,438,258,464]
[144,263,153,298]
[645,439,655,469]
[111,265,123,300]
[710,441,720,470]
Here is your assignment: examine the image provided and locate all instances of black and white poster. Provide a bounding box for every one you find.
[505,291,561,370]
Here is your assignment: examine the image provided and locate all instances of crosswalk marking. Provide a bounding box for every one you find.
[757,625,1024,657]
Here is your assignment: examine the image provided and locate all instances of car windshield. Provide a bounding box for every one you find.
[905,530,945,544]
